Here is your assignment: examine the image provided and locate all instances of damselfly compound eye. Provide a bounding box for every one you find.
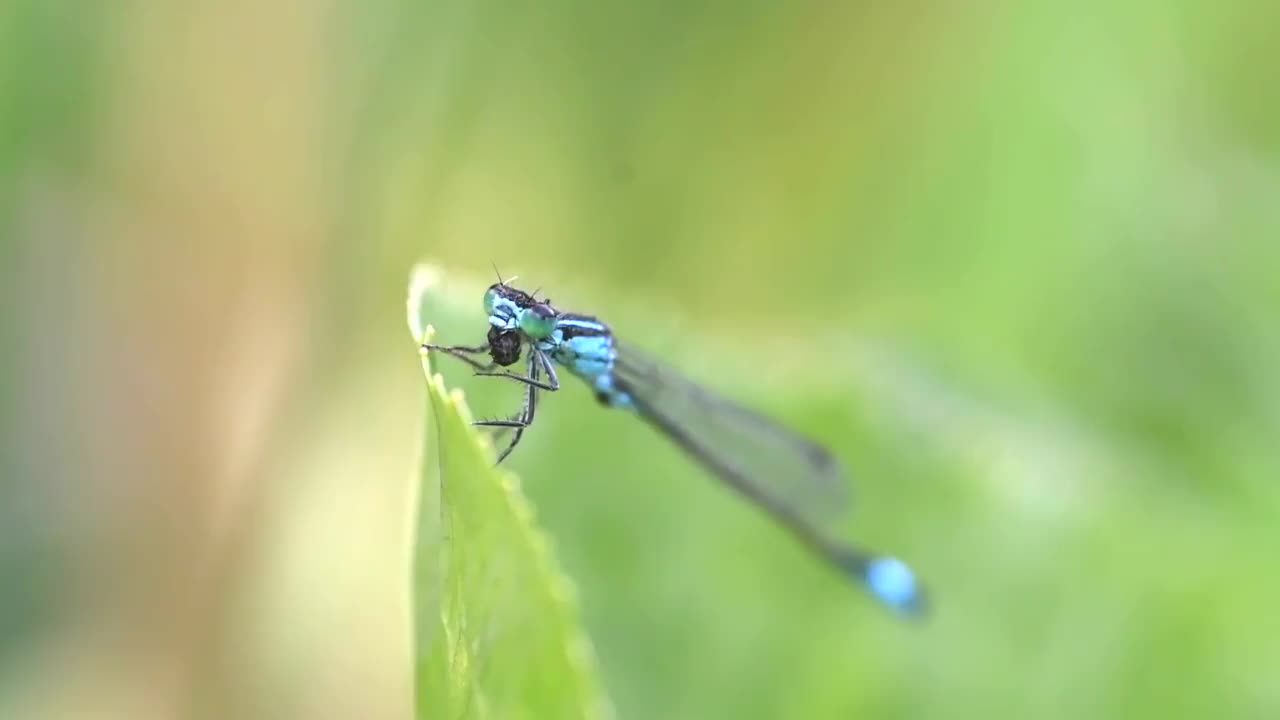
[483,285,499,316]
[519,303,557,339]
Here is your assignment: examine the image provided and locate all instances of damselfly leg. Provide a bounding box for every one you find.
[473,350,545,463]
[424,340,560,390]
[421,341,496,372]
[424,341,557,463]
[422,339,559,393]
[474,350,560,392]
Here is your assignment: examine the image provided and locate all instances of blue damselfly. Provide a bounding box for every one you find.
[424,278,926,616]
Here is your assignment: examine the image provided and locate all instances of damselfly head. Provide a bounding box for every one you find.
[484,282,540,327]
[482,280,558,341]
[484,282,537,308]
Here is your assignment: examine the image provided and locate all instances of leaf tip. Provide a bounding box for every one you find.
[428,371,450,399]
[447,387,472,421]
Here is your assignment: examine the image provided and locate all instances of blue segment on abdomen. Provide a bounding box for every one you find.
[864,557,923,614]
[592,372,634,411]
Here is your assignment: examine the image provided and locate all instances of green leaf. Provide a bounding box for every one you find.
[406,266,614,720]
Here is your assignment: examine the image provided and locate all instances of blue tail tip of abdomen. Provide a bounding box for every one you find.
[864,556,928,617]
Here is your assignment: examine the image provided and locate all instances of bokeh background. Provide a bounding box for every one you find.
[4,1,1279,718]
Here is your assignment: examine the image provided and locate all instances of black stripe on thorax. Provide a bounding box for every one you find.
[555,313,613,339]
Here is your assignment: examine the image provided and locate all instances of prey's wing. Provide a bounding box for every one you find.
[610,341,851,538]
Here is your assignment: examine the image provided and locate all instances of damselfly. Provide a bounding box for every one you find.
[424,277,926,616]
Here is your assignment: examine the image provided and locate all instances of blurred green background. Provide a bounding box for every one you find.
[3,0,1279,718]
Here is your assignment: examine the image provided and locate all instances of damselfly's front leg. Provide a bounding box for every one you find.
[473,348,560,391]
[426,339,559,390]
[421,341,500,372]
